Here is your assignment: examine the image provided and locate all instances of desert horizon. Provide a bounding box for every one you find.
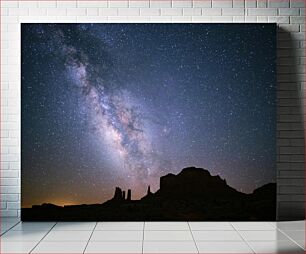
[22,165,276,208]
[22,167,276,221]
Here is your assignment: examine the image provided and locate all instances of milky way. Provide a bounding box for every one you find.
[62,36,159,189]
[22,24,276,207]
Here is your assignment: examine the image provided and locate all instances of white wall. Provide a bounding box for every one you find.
[1,0,305,219]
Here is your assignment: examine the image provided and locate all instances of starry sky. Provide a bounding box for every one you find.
[22,24,276,208]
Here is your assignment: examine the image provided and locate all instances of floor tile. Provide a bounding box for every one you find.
[1,226,15,235]
[268,222,277,229]
[231,222,276,230]
[95,222,144,231]
[0,229,7,235]
[145,222,189,230]
[1,221,21,229]
[282,230,305,249]
[12,222,55,231]
[85,241,142,253]
[192,230,243,241]
[276,221,305,231]
[32,241,87,253]
[144,230,193,241]
[143,241,198,253]
[42,230,92,241]
[1,241,37,253]
[0,230,47,242]
[1,221,21,234]
[239,230,291,241]
[248,240,305,253]
[90,230,143,241]
[197,241,253,253]
[296,240,305,250]
[189,222,234,231]
[282,230,305,241]
[52,222,96,230]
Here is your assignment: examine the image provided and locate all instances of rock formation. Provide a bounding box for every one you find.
[111,187,132,202]
[113,187,124,200]
[127,189,131,201]
[157,166,242,200]
[23,166,277,221]
[147,185,151,195]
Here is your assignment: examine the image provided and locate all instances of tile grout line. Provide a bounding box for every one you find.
[268,221,277,229]
[83,222,98,254]
[141,221,145,254]
[229,222,256,254]
[0,220,20,236]
[29,222,58,254]
[276,227,306,251]
[187,221,200,254]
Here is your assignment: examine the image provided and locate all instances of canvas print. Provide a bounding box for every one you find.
[22,24,276,221]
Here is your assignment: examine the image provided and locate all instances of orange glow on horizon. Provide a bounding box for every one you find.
[22,199,80,208]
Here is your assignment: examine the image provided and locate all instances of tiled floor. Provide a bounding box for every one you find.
[0,219,304,253]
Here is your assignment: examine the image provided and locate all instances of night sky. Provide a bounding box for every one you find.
[22,24,276,208]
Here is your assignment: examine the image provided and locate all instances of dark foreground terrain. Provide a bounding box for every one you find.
[22,167,276,221]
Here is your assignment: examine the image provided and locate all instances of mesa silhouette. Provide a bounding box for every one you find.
[22,167,276,221]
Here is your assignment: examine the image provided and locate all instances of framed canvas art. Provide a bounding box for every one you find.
[21,23,276,221]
